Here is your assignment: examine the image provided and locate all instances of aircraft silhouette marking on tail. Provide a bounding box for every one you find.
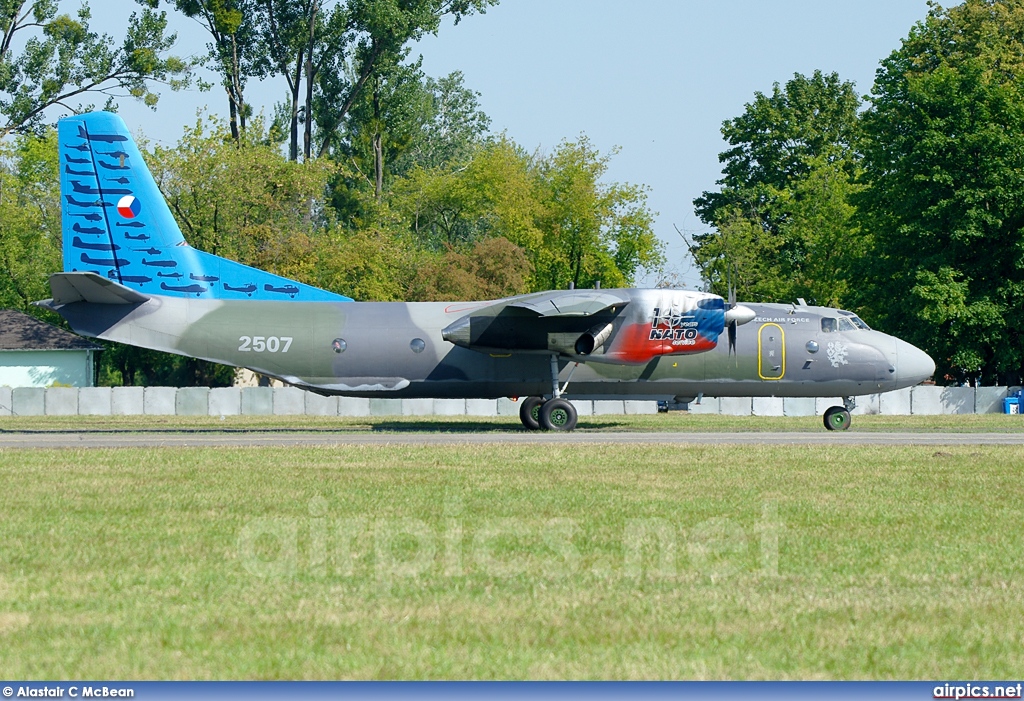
[72,223,105,235]
[98,160,129,171]
[135,247,161,255]
[190,274,219,282]
[123,232,150,241]
[70,212,103,222]
[65,196,111,207]
[77,124,127,142]
[158,272,183,279]
[117,221,146,228]
[106,177,130,185]
[72,236,119,251]
[65,166,95,176]
[81,253,128,267]
[264,284,300,298]
[223,283,257,296]
[98,151,129,168]
[142,258,178,268]
[64,143,90,152]
[64,154,90,164]
[108,271,152,284]
[161,282,206,296]
[71,180,132,195]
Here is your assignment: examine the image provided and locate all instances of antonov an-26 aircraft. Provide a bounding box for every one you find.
[39,112,936,431]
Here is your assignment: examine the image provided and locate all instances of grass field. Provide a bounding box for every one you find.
[4,411,1024,432]
[2,432,1024,679]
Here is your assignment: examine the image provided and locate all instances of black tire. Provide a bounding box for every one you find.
[823,406,852,431]
[519,396,545,430]
[540,398,578,431]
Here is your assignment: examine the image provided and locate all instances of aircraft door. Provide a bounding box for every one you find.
[758,323,785,380]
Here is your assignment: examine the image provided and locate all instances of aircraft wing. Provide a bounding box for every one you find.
[441,289,630,356]
[502,290,631,317]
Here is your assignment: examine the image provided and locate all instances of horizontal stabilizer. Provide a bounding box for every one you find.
[47,272,150,306]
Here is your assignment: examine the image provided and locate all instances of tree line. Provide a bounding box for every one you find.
[6,0,1022,387]
[690,0,1024,386]
[0,0,664,385]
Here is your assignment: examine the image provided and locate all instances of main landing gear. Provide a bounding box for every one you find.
[520,396,578,431]
[519,355,580,431]
[823,397,856,431]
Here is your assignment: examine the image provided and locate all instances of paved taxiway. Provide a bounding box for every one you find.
[2,430,1024,448]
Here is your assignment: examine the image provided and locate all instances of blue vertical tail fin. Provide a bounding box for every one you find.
[59,112,350,301]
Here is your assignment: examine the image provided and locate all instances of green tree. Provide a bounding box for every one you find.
[0,128,60,315]
[313,0,496,160]
[858,0,1024,384]
[691,70,862,303]
[254,0,495,162]
[260,0,350,161]
[0,1,193,137]
[391,136,542,253]
[392,135,662,291]
[342,54,430,198]
[148,114,340,280]
[406,236,532,301]
[396,70,491,172]
[537,137,662,290]
[166,0,268,141]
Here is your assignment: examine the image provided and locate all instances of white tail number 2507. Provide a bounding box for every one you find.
[238,336,293,353]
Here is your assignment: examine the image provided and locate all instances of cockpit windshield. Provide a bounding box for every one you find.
[822,313,871,332]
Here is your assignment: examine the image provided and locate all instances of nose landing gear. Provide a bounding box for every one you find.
[823,397,856,431]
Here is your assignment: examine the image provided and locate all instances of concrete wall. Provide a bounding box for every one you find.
[0,385,1015,417]
[690,386,1009,416]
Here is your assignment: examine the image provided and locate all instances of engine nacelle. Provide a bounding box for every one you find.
[595,290,753,364]
[574,322,614,355]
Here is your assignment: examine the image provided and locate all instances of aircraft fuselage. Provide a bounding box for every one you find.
[52,291,933,401]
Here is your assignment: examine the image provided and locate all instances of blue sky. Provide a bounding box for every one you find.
[97,0,932,288]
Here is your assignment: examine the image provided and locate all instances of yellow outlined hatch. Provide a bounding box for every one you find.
[758,323,785,380]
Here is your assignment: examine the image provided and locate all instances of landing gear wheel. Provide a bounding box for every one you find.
[540,397,578,431]
[824,406,852,431]
[519,396,545,431]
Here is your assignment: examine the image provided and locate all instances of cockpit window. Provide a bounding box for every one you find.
[824,313,869,332]
[838,309,871,330]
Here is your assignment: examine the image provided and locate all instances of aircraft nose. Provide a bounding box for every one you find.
[895,340,935,387]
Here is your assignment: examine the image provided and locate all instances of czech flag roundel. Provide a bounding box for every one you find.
[117,195,141,219]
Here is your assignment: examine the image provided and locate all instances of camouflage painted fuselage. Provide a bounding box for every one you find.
[50,288,933,400]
